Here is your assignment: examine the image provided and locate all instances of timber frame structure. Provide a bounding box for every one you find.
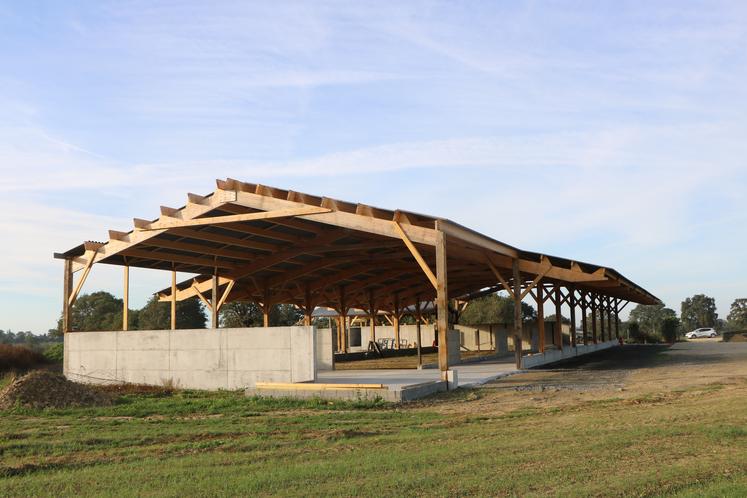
[55,178,660,377]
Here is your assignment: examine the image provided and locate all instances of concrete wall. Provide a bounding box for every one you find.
[522,339,619,368]
[64,326,317,390]
[315,328,334,371]
[362,324,436,348]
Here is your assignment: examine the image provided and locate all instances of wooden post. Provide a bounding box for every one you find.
[303,286,313,326]
[581,291,588,346]
[415,297,423,367]
[123,265,129,331]
[435,225,450,377]
[62,259,73,333]
[569,286,576,348]
[591,295,598,344]
[262,286,270,328]
[607,297,613,341]
[615,299,621,339]
[512,258,523,369]
[536,283,545,353]
[337,286,348,353]
[211,272,218,329]
[393,294,401,350]
[490,324,495,352]
[368,290,376,345]
[171,269,178,330]
[599,296,606,342]
[554,286,563,351]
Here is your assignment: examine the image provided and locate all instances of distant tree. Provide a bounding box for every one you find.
[460,293,536,325]
[629,304,676,337]
[727,298,747,330]
[661,317,681,343]
[627,322,642,342]
[220,301,303,327]
[52,291,139,335]
[545,314,571,325]
[137,296,206,330]
[67,291,123,332]
[220,302,264,327]
[680,294,718,331]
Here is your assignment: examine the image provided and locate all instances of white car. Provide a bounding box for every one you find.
[685,327,717,339]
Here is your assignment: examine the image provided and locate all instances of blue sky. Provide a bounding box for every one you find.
[1,1,745,332]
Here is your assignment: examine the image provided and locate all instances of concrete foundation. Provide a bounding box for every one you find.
[64,326,317,389]
[522,339,619,368]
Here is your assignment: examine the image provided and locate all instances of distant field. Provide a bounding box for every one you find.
[1,343,746,497]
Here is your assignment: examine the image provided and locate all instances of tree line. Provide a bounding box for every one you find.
[49,291,303,335]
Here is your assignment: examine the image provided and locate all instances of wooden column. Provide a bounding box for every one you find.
[591,295,598,344]
[415,297,423,367]
[607,297,613,341]
[580,291,588,346]
[171,269,178,330]
[569,286,577,348]
[536,283,545,353]
[512,258,523,369]
[554,286,563,351]
[599,296,606,342]
[393,294,401,350]
[368,290,377,345]
[338,287,348,353]
[303,285,313,326]
[435,226,450,377]
[615,300,621,339]
[62,259,73,334]
[123,265,129,331]
[211,272,218,329]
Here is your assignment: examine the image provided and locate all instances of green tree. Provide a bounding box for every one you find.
[220,302,303,327]
[137,296,206,330]
[727,298,747,330]
[67,291,123,332]
[661,316,681,343]
[460,293,536,325]
[680,294,718,331]
[629,304,676,337]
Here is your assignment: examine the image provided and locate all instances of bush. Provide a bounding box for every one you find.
[44,343,64,363]
[0,344,47,371]
[661,317,680,343]
[627,322,642,342]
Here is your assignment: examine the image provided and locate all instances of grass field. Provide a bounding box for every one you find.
[1,343,746,497]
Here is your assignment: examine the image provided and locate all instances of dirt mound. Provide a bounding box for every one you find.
[0,370,113,410]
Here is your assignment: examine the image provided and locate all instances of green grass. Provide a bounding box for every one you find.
[1,386,746,497]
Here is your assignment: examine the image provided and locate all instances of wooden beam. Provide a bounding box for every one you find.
[519,257,553,301]
[192,281,211,310]
[230,189,439,246]
[68,249,97,306]
[136,206,332,231]
[216,279,235,311]
[437,219,518,258]
[485,254,515,297]
[393,221,438,290]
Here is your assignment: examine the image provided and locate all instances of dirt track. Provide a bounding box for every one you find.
[418,341,747,414]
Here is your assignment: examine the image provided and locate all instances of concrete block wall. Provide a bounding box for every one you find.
[64,326,317,390]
